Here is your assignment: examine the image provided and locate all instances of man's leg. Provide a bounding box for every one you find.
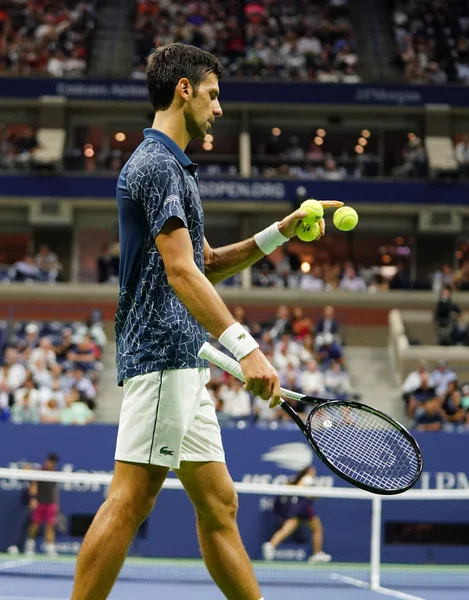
[309,516,323,555]
[176,461,262,600]
[70,461,168,600]
[269,518,299,548]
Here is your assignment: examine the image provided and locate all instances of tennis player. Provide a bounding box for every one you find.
[70,43,342,600]
[262,466,331,563]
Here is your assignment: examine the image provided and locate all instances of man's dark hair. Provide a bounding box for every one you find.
[47,453,59,463]
[146,44,223,111]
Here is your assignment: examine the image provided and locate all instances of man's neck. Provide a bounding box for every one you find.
[152,112,190,151]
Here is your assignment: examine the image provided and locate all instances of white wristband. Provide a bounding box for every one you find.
[254,222,289,255]
[219,322,259,361]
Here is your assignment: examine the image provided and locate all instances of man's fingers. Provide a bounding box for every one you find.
[319,200,344,209]
[269,380,282,408]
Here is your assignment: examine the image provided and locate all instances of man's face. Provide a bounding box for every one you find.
[184,72,222,140]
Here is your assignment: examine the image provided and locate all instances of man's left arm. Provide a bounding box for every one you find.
[204,201,343,285]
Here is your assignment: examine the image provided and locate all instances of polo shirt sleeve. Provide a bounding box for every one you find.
[140,158,188,239]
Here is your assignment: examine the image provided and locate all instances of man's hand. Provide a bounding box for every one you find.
[278,200,344,241]
[240,348,281,408]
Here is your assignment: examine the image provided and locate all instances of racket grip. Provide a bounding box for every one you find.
[199,342,246,381]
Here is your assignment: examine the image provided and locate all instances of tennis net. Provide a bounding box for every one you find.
[1,467,468,599]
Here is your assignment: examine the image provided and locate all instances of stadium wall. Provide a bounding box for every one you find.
[0,425,468,564]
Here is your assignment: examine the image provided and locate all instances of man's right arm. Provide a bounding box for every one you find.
[155,218,281,404]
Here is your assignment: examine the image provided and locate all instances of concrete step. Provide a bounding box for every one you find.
[95,342,122,423]
[344,346,406,424]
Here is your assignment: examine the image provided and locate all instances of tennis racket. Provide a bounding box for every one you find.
[199,342,423,495]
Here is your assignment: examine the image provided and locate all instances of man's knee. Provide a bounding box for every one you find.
[106,488,157,526]
[195,485,239,531]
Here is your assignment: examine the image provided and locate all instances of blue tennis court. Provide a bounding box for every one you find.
[1,556,468,600]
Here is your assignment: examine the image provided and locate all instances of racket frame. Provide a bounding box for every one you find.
[198,342,423,495]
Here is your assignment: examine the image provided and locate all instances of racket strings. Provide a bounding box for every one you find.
[307,404,420,491]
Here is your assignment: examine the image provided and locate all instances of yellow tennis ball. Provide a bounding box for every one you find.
[296,221,321,242]
[333,207,358,232]
[301,199,324,224]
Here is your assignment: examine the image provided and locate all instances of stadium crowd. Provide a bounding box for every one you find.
[207,304,358,424]
[1,245,62,284]
[0,0,98,76]
[132,0,360,83]
[0,315,107,425]
[392,0,469,85]
[402,359,469,431]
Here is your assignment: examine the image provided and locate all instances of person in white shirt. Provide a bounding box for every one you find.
[455,134,469,176]
[1,347,27,391]
[30,337,57,369]
[298,360,325,396]
[40,397,61,424]
[339,265,367,292]
[219,378,252,419]
[324,361,353,398]
[300,266,325,291]
[401,361,429,401]
[14,376,42,410]
[30,358,52,389]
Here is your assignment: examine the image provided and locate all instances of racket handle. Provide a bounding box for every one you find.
[198,342,304,402]
[199,342,245,381]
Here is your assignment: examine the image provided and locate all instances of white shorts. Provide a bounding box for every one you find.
[114,367,225,469]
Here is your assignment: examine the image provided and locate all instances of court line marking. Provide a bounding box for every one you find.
[0,597,69,600]
[0,560,33,571]
[330,575,425,600]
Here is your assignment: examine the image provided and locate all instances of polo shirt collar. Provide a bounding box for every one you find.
[144,128,193,169]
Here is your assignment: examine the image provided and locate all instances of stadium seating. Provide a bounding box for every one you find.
[392,0,469,84]
[0,0,98,76]
[0,316,107,425]
[132,0,360,83]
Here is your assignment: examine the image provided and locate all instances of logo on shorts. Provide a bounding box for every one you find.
[160,446,174,456]
[237,333,246,341]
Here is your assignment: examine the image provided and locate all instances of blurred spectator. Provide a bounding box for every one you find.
[407,372,437,419]
[339,265,367,292]
[431,360,457,397]
[35,245,61,283]
[300,266,325,291]
[8,254,40,283]
[450,313,469,346]
[60,387,94,425]
[11,393,41,424]
[40,397,61,424]
[454,260,469,291]
[401,360,430,403]
[54,328,74,364]
[96,243,119,283]
[72,368,96,409]
[219,378,251,419]
[1,348,27,401]
[298,360,325,396]
[393,137,427,179]
[324,361,353,399]
[454,134,469,178]
[14,376,42,410]
[414,399,445,432]
[389,262,411,290]
[30,337,57,368]
[67,335,97,371]
[316,158,346,181]
[268,305,292,341]
[440,380,466,424]
[290,307,312,340]
[432,264,455,294]
[315,306,340,338]
[434,286,461,345]
[233,305,252,333]
[317,332,343,366]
